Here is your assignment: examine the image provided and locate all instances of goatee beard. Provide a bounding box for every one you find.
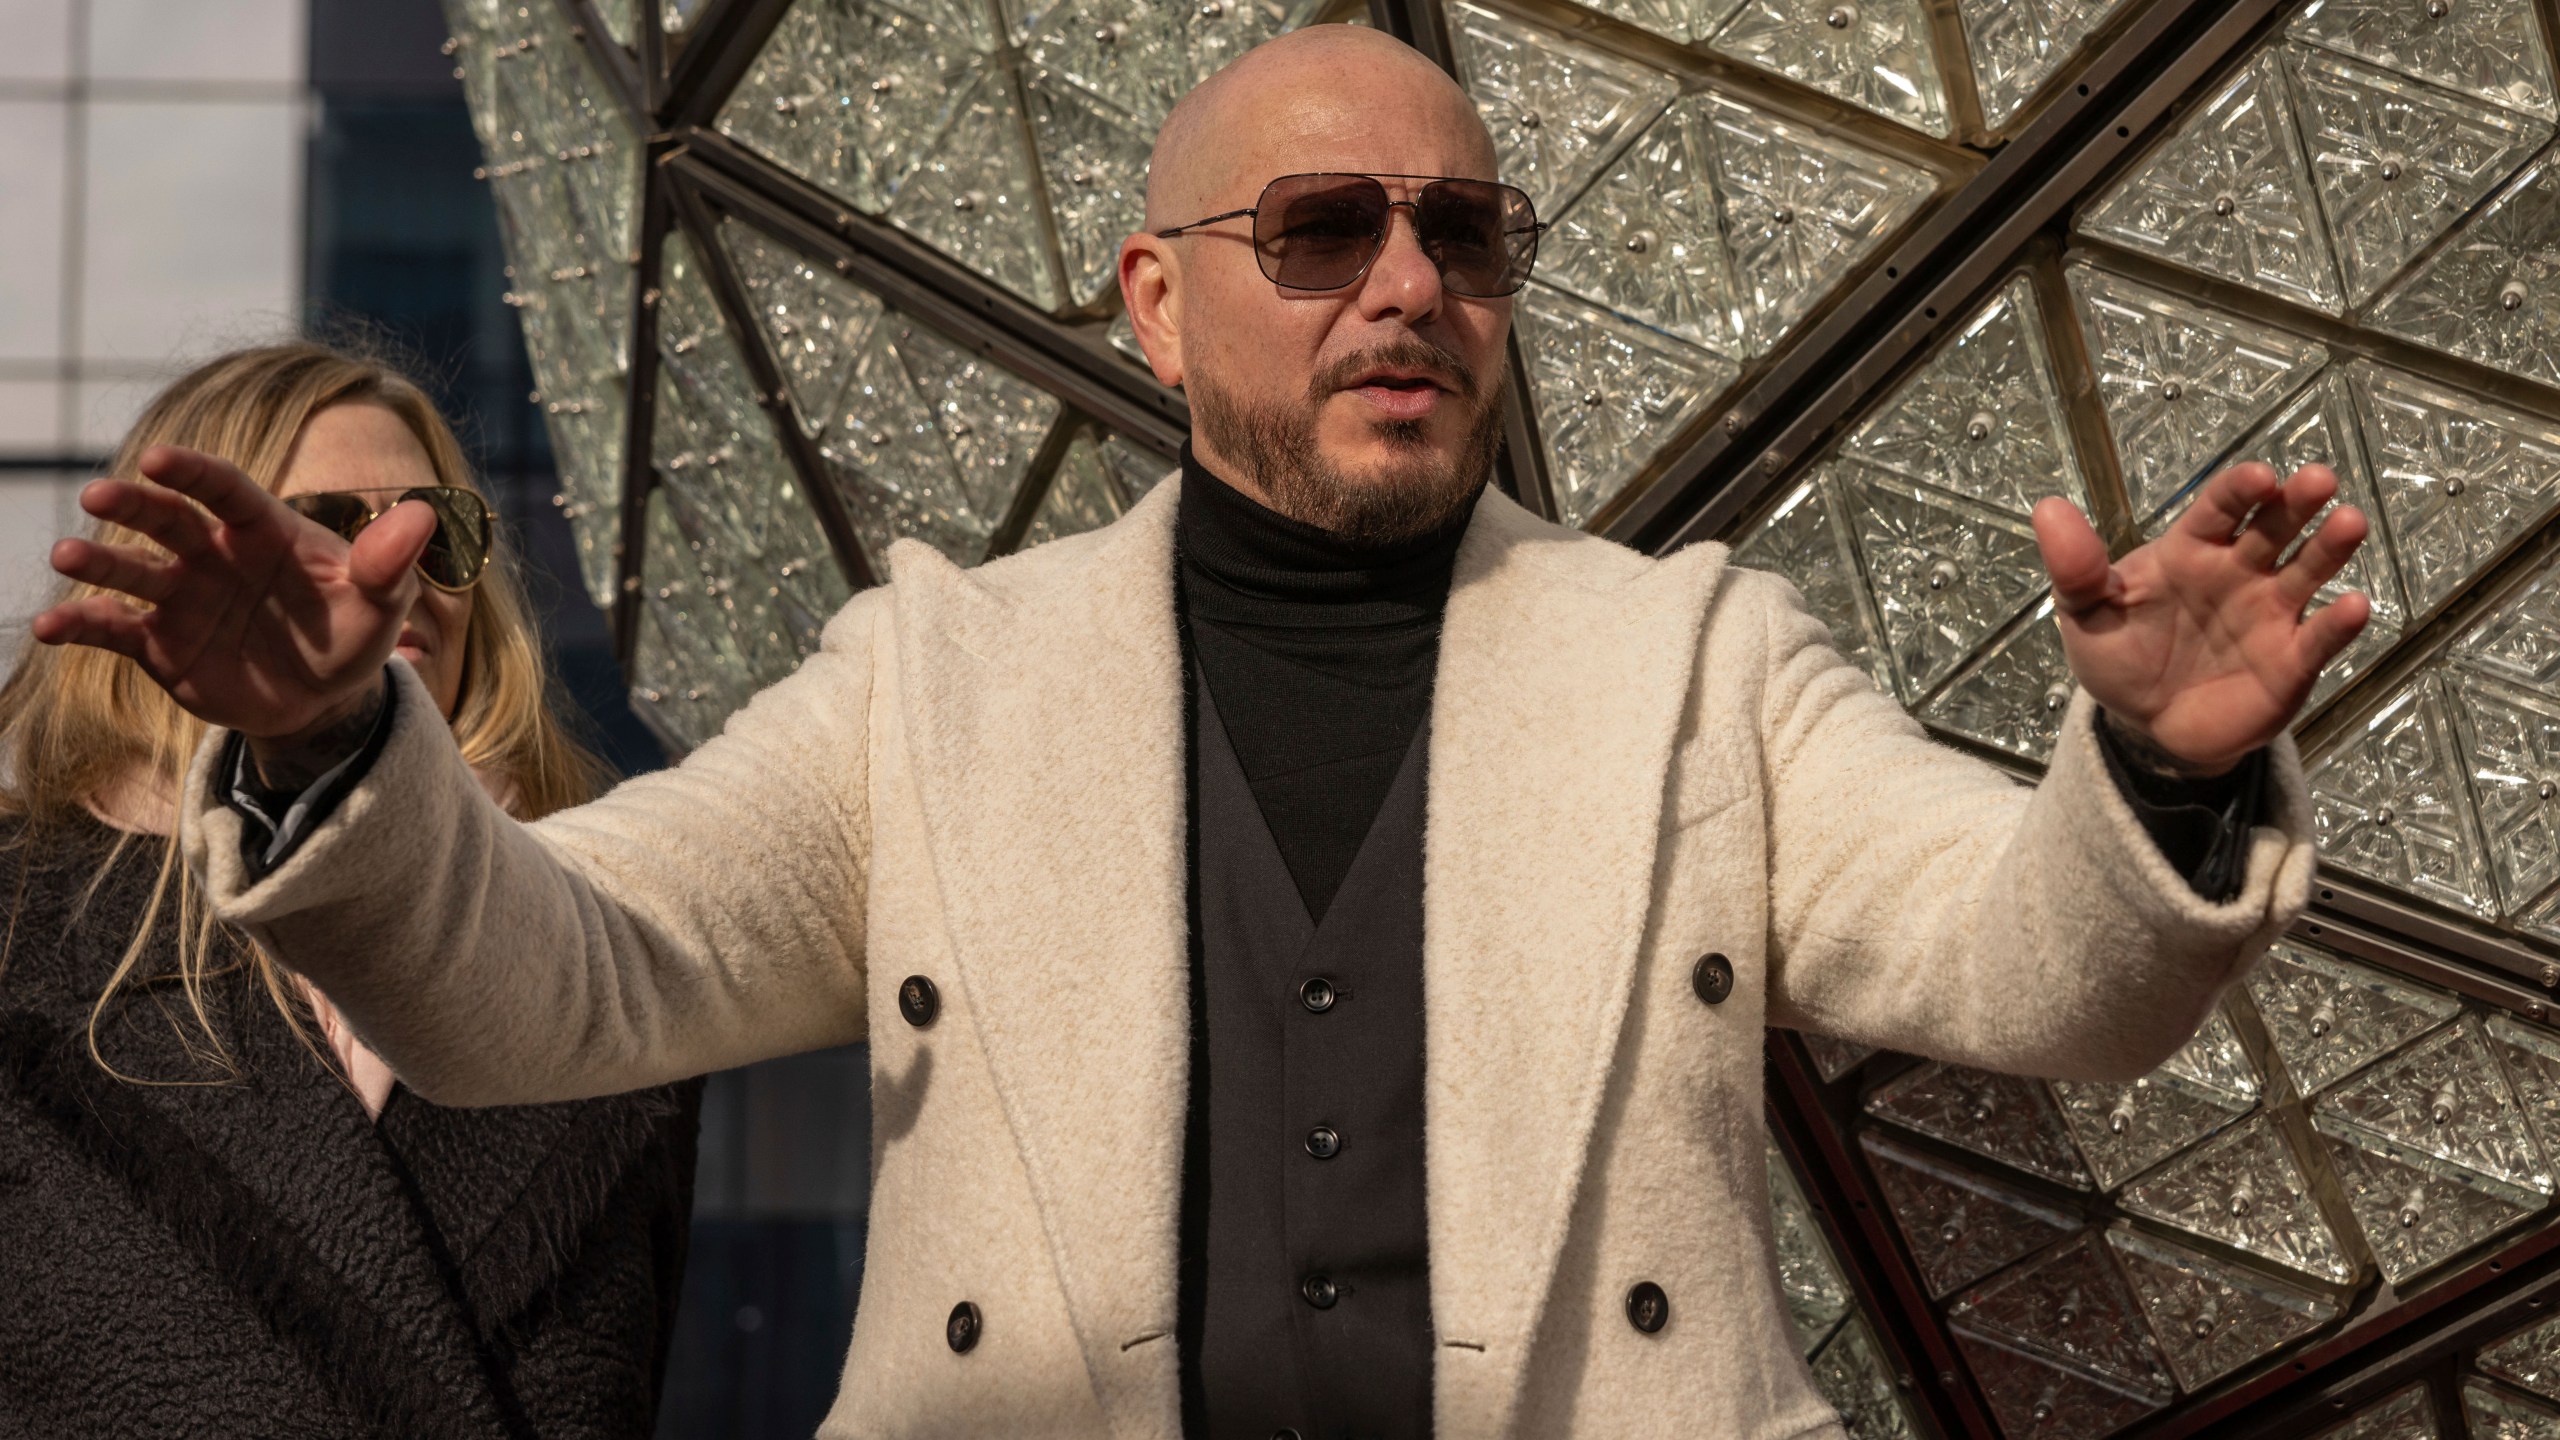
[1187,338,1505,547]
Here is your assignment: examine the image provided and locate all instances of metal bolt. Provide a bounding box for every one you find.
[2427,0,2450,17]
[871,75,899,94]
[2503,279,2530,311]
[1581,389,1604,407]
[1200,0,1224,14]
[2213,194,2237,218]
[2161,379,2184,401]
[2375,806,2398,826]
[834,257,854,275]
[2446,476,2468,497]
[1771,205,1795,226]
[2379,158,2403,182]
[2540,778,2557,802]
[1519,110,1541,129]
[1966,410,1996,442]
[2044,682,2072,713]
[1624,229,1655,255]
[1824,4,1855,24]
[1927,558,1960,591]
[954,191,984,213]
[2542,962,2559,989]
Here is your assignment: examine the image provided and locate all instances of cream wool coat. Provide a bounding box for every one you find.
[183,477,2318,1440]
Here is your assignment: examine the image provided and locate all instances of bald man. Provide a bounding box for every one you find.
[39,24,2363,1440]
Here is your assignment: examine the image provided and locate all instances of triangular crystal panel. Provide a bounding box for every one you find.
[2483,1310,2560,1404]
[2347,362,2560,616]
[1709,0,1952,137]
[2319,1121,2544,1281]
[1859,1130,2083,1297]
[1803,1032,1881,1081]
[1919,600,2075,764]
[885,60,1059,309]
[2052,1070,2257,1193]
[2456,566,2560,694]
[2314,1016,2554,1198]
[1839,466,2052,703]
[892,326,1065,542]
[2291,0,2557,120]
[1450,1,1680,218]
[2311,1382,2442,1440]
[1021,71,1155,307]
[1949,1326,2172,1437]
[1808,1316,1923,1440]
[2078,51,2345,313]
[2105,1224,2342,1391]
[2465,1377,2560,1438]
[1947,1230,2176,1394]
[721,219,889,442]
[2245,940,2462,1096]
[1731,472,1895,692]
[1864,1061,2094,1187]
[1843,275,2087,517]
[2308,673,2500,917]
[2117,1112,2355,1281]
[2489,1013,2560,1164]
[2288,47,2551,308]
[2067,262,2329,521]
[1701,92,1937,354]
[1960,0,2131,130]
[715,0,986,216]
[2372,157,2560,389]
[1008,0,1318,130]
[1515,282,1736,527]
[1022,431,1154,550]
[2446,671,2560,915]
[1767,1143,1854,1353]
[1545,96,1749,356]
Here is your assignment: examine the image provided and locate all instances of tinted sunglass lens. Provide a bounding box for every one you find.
[408,489,491,589]
[1418,180,1537,297]
[1255,175,1390,290]
[289,492,373,543]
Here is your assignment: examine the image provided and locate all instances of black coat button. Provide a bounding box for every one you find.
[1691,953,1733,1006]
[1300,1274,1338,1309]
[1305,1126,1341,1159]
[946,1300,981,1353]
[1625,1281,1669,1334]
[899,975,940,1028]
[1299,976,1337,1013]
[1273,1431,1303,1440]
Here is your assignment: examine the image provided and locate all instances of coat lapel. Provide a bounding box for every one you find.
[891,480,1192,1439]
[1423,493,1727,1436]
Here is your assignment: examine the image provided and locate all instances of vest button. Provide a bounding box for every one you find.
[1305,1125,1341,1159]
[899,974,941,1028]
[1691,952,1733,1006]
[1298,976,1338,1013]
[1625,1281,1669,1334]
[946,1300,982,1353]
[1300,1274,1339,1309]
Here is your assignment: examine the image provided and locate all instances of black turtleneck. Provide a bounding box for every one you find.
[1176,448,1474,921]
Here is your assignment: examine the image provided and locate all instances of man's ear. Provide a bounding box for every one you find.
[1118,232,1184,389]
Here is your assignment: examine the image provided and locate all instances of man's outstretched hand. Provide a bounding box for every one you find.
[30,444,439,754]
[2033,461,2372,777]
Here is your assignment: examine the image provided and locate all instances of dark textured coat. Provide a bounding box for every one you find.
[0,814,702,1439]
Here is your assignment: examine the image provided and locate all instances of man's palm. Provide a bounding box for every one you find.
[31,446,437,744]
[2033,462,2372,774]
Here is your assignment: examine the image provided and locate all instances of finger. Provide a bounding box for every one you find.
[2173,462,2282,545]
[347,498,438,600]
[2032,496,2119,614]
[28,594,154,663]
[49,536,183,605]
[76,477,219,560]
[2296,590,2374,677]
[2275,503,2370,607]
[2234,464,2340,569]
[135,445,288,531]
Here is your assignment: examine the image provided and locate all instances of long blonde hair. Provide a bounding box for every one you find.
[0,341,612,1077]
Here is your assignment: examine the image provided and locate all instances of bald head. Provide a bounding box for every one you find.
[1143,26,1499,231]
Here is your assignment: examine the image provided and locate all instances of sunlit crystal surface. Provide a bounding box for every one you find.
[1803,1032,1881,1081]
[1022,72,1156,306]
[2053,1061,2257,1192]
[1732,474,1893,690]
[1920,601,2075,763]
[886,62,1059,309]
[1544,97,1748,356]
[2068,262,2329,521]
[1841,467,2051,703]
[1024,431,1166,549]
[632,495,753,751]
[1451,1,1679,217]
[1960,0,2128,129]
[714,0,986,217]
[1809,1316,1920,1440]
[1768,1143,1854,1352]
[2312,1382,2442,1440]
[1860,1130,2080,1297]
[1709,0,1951,137]
[2321,1119,2544,1280]
[1843,276,2086,516]
[2465,1376,2560,1439]
[1949,1327,2171,1437]
[2447,673,2560,914]
[1865,1061,2093,1187]
[2104,1225,2341,1391]
[2289,47,2551,307]
[2078,51,2345,312]
[2309,674,2498,916]
[1948,1230,2175,1393]
[1703,93,1936,354]
[2291,0,2557,120]
[2117,1112,2354,1281]
[2483,1311,2560,1404]
[2489,1013,2560,1163]
[723,219,887,441]
[2374,158,2560,390]
[2456,567,2560,693]
[1516,283,1736,527]
[2315,1016,2553,1198]
[2245,940,2463,1096]
[2348,362,2560,615]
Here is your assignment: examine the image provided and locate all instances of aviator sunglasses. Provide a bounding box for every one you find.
[1155,172,1548,297]
[283,486,495,593]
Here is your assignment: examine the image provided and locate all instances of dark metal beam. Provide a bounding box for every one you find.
[659,0,795,130]
[609,143,676,673]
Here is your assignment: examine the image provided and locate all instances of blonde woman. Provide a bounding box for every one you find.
[0,343,700,1439]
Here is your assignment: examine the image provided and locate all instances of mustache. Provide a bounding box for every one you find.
[1308,339,1482,403]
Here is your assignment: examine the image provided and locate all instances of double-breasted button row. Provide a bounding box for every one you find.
[1624,1281,1669,1334]
[947,1300,982,1353]
[900,974,941,1028]
[1690,952,1732,1006]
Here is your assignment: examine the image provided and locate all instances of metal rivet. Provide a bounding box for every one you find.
[1966,410,1996,442]
[2541,962,2559,989]
[1928,559,1960,591]
[2427,0,2451,17]
[2044,682,2072,713]
[2540,779,2556,801]
[1624,229,1655,254]
[2161,379,2184,401]
[2379,158,2403,181]
[1518,110,1541,129]
[2374,806,2397,826]
[2213,194,2237,217]
[2503,279,2529,311]
[1824,3,1855,24]
[1771,205,1795,226]
[871,75,899,93]
[1582,389,1605,407]
[954,191,983,213]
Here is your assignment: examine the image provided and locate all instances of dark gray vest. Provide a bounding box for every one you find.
[1191,668,1435,1440]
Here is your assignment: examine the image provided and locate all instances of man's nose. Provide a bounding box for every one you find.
[1355,207,1445,322]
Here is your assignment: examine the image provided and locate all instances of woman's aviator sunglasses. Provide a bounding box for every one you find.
[283,486,494,593]
[1155,172,1547,298]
